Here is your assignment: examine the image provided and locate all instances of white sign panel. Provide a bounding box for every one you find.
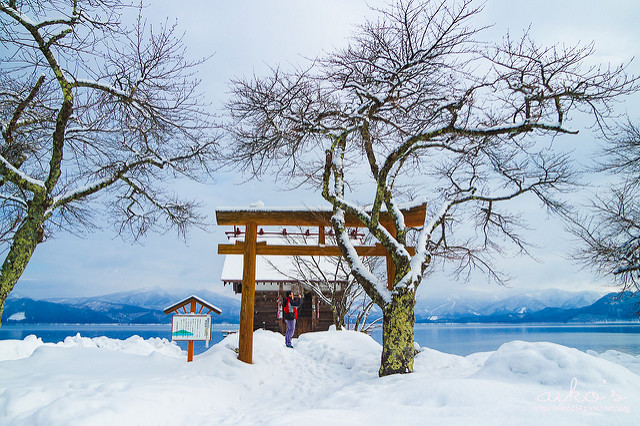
[171,315,212,341]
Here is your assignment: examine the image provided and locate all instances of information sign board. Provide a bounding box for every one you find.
[171,315,212,341]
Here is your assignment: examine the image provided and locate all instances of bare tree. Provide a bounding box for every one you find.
[569,121,640,297]
[0,0,219,320]
[226,0,638,376]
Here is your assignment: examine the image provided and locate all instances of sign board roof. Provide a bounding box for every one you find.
[163,295,222,315]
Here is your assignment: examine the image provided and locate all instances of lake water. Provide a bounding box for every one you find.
[1,322,639,357]
[403,323,640,356]
[0,324,234,356]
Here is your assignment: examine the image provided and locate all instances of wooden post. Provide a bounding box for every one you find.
[239,222,257,364]
[312,294,318,331]
[186,299,197,362]
[386,254,395,291]
[385,221,397,291]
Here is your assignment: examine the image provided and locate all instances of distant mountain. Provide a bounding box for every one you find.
[521,292,640,323]
[48,288,241,321]
[416,291,639,323]
[415,289,603,322]
[4,287,637,325]
[3,288,241,324]
[51,288,178,311]
[2,297,163,324]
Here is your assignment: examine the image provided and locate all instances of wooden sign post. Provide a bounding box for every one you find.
[164,295,222,362]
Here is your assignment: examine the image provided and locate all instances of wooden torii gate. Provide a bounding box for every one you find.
[216,204,426,364]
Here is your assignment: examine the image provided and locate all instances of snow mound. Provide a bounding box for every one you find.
[295,328,381,372]
[415,346,488,377]
[0,333,183,361]
[587,349,640,376]
[475,340,639,390]
[0,335,44,361]
[56,333,184,357]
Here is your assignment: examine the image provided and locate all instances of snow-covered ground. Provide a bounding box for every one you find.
[1,329,638,425]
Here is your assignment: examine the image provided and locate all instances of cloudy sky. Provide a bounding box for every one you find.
[14,0,640,301]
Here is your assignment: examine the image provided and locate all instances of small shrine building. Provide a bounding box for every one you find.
[220,226,352,337]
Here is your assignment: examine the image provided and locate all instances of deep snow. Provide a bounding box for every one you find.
[0,330,638,425]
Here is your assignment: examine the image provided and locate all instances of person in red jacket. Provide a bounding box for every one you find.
[283,291,303,348]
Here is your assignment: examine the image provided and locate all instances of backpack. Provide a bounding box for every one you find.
[283,296,295,320]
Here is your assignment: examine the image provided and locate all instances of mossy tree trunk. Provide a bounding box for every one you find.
[331,304,343,330]
[379,287,416,376]
[0,207,45,320]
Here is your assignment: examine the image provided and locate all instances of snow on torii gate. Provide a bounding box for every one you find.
[216,204,426,364]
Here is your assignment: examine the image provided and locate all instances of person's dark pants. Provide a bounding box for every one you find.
[285,319,296,346]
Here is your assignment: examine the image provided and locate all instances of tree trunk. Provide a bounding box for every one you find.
[0,214,43,322]
[331,305,342,330]
[379,286,416,376]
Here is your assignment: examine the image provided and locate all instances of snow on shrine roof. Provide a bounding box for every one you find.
[222,254,293,282]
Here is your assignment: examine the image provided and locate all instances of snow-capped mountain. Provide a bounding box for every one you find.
[415,289,605,322]
[4,288,241,324]
[4,287,637,324]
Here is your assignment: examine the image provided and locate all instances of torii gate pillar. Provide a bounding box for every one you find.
[239,222,257,363]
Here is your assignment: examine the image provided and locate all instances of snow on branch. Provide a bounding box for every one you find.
[46,175,120,217]
[73,79,133,100]
[0,3,36,27]
[44,154,170,217]
[396,198,457,291]
[333,209,392,306]
[614,264,640,276]
[0,193,28,209]
[0,153,46,193]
